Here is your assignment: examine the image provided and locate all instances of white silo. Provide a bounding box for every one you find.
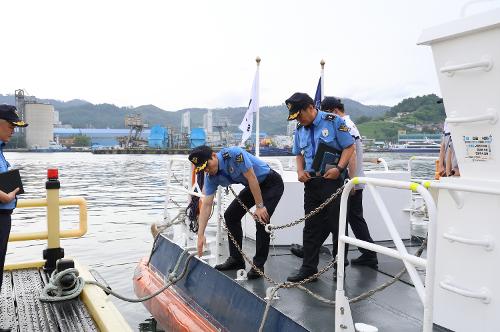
[25,103,54,148]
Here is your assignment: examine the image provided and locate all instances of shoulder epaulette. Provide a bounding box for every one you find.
[324,113,337,121]
[222,151,231,160]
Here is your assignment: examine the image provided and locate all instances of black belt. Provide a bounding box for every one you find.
[0,209,13,215]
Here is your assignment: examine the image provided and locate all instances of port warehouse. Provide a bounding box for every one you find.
[53,128,267,148]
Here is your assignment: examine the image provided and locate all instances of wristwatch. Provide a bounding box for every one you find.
[336,165,345,173]
[256,202,265,209]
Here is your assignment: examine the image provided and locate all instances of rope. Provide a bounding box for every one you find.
[40,250,195,303]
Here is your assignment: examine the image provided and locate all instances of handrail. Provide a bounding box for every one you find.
[446,109,497,125]
[440,58,493,76]
[443,231,494,251]
[440,279,491,304]
[335,177,437,332]
[10,197,88,242]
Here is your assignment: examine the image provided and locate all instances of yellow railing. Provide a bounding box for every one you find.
[9,197,88,243]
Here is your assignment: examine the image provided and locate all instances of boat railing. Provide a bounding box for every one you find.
[261,157,285,175]
[363,157,389,172]
[335,177,437,332]
[408,155,438,175]
[164,156,223,263]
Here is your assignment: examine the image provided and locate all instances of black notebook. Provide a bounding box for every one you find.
[0,169,24,195]
[311,142,341,175]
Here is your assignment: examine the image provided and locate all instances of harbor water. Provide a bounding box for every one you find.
[4,151,436,330]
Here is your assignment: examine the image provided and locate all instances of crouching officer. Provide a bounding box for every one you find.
[189,145,284,279]
[285,93,354,282]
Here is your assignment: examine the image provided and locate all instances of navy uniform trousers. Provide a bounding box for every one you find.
[224,169,284,267]
[0,211,12,292]
[302,177,348,273]
[347,189,375,254]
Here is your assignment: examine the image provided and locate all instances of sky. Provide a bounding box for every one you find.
[1,0,498,111]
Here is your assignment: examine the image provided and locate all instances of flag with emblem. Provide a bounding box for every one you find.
[314,77,322,110]
[238,67,259,146]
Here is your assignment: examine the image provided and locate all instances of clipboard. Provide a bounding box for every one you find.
[311,142,341,175]
[0,169,24,195]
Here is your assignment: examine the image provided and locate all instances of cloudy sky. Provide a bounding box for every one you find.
[0,0,497,110]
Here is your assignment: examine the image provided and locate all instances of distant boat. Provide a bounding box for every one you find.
[29,141,70,152]
[248,146,294,156]
[388,139,441,153]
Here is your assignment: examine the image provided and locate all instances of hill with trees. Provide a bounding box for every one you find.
[357,94,445,141]
[0,94,389,135]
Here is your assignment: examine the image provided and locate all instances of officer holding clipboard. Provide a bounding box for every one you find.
[0,105,28,293]
[285,92,354,282]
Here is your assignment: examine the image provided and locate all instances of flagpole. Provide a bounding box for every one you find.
[255,56,261,157]
[320,59,325,101]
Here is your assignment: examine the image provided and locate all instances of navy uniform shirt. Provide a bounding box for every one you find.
[292,111,354,172]
[0,142,16,210]
[204,147,271,196]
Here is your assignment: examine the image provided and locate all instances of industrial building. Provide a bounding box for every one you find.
[24,103,55,149]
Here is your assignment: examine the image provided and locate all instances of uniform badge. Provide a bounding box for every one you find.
[287,103,293,110]
[339,124,349,132]
[322,128,329,137]
[235,153,244,163]
[222,152,230,160]
[191,157,198,164]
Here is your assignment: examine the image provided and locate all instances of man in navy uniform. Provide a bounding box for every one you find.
[321,96,378,267]
[189,145,284,279]
[0,105,28,296]
[286,92,355,282]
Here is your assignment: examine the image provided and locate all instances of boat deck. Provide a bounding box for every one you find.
[215,237,450,332]
[0,269,98,332]
[150,230,453,332]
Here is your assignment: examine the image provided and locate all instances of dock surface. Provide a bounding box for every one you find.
[1,269,98,332]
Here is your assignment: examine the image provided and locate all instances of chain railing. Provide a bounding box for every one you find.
[228,184,345,231]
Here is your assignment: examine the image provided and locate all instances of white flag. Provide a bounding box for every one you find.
[239,68,259,146]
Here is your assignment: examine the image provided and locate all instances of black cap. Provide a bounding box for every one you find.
[321,96,343,112]
[0,104,28,127]
[285,92,314,121]
[188,145,213,173]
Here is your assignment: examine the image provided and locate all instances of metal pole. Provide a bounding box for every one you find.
[320,59,325,101]
[255,56,261,157]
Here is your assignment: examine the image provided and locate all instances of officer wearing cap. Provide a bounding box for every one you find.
[285,92,354,282]
[321,96,378,267]
[0,105,28,295]
[188,145,284,279]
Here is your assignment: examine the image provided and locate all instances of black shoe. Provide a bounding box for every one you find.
[287,269,318,283]
[214,257,245,271]
[0,328,11,332]
[350,253,378,267]
[247,266,263,280]
[290,244,304,258]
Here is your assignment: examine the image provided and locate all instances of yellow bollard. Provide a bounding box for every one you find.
[43,168,65,273]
